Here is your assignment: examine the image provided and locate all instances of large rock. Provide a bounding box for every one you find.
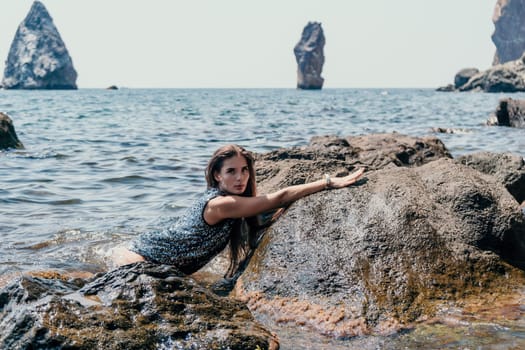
[2,1,77,90]
[0,112,24,150]
[293,22,325,90]
[0,263,278,349]
[236,137,525,338]
[492,0,525,65]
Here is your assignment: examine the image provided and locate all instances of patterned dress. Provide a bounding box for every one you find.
[129,188,235,274]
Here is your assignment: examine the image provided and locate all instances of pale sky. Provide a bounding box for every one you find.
[0,0,497,89]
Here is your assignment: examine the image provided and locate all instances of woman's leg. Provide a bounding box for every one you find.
[112,246,145,266]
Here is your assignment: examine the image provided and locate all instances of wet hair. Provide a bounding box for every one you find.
[205,144,258,278]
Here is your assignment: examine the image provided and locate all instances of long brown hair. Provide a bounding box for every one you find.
[205,144,258,278]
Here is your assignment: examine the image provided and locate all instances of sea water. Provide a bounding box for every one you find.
[1,88,524,348]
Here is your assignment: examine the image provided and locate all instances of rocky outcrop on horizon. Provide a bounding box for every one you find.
[1,1,77,90]
[438,53,525,92]
[438,0,525,93]
[492,0,525,65]
[294,22,325,90]
[0,112,24,150]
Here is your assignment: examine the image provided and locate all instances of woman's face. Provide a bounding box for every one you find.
[214,154,250,195]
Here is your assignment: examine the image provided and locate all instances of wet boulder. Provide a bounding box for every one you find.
[0,262,278,350]
[0,112,24,150]
[2,1,77,90]
[237,144,525,338]
[294,22,325,90]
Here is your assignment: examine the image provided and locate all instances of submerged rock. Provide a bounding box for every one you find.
[294,22,325,90]
[492,0,525,65]
[0,263,278,349]
[0,112,24,150]
[2,1,77,90]
[486,97,525,127]
[236,134,525,338]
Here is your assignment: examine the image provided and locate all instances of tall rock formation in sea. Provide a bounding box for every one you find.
[492,0,525,65]
[1,1,77,89]
[294,22,325,90]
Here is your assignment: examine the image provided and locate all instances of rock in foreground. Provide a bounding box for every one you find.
[0,263,278,350]
[236,136,525,338]
[2,1,77,90]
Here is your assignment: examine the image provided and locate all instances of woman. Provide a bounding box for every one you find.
[114,144,365,278]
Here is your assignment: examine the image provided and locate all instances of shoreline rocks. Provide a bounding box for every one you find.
[1,1,77,90]
[0,262,279,350]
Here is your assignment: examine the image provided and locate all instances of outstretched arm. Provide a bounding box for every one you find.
[204,167,365,225]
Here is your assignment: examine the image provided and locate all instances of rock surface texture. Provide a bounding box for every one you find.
[1,1,77,90]
[294,22,325,90]
[492,0,525,65]
[0,263,278,350]
[0,112,24,150]
[235,134,525,338]
[457,151,525,203]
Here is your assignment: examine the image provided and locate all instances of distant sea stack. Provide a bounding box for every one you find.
[492,0,525,65]
[294,22,325,90]
[1,1,77,90]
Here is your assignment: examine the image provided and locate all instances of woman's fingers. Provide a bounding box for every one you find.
[333,168,365,188]
[351,167,365,178]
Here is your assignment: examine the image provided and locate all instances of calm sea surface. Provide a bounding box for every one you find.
[1,88,524,348]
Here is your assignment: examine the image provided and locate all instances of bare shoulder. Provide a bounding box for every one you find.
[205,193,275,224]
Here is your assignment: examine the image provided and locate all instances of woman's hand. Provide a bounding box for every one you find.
[328,167,365,189]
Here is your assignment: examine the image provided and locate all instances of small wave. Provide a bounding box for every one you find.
[120,156,139,163]
[48,198,83,205]
[3,196,82,205]
[120,142,149,147]
[102,175,155,184]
